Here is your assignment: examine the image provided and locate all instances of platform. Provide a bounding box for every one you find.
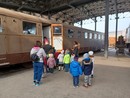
[0,48,130,98]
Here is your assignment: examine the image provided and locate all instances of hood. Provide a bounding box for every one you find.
[83,53,89,59]
[33,47,40,50]
[71,61,78,68]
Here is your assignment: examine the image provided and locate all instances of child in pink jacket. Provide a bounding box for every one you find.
[47,53,56,73]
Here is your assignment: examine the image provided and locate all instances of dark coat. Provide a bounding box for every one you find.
[82,58,93,75]
[43,44,52,54]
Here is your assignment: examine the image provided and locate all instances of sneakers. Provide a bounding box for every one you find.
[73,85,79,88]
[35,82,39,86]
[33,81,36,85]
[83,84,88,88]
[33,81,40,86]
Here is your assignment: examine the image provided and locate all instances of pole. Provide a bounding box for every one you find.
[115,0,118,48]
[95,17,97,31]
[104,0,109,58]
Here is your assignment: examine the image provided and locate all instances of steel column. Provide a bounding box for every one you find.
[95,17,97,31]
[115,0,118,48]
[104,0,109,58]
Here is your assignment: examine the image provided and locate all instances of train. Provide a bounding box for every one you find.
[0,7,104,66]
[125,25,130,52]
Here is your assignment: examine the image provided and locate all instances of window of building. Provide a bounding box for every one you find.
[53,26,62,34]
[68,29,74,38]
[85,32,88,39]
[102,35,104,40]
[23,21,36,35]
[98,34,101,39]
[89,33,92,39]
[94,34,97,39]
[77,31,81,38]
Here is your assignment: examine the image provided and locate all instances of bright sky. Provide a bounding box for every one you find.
[74,12,130,33]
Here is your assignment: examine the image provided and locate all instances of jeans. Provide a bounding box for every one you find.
[73,76,79,86]
[33,62,44,82]
[64,64,70,72]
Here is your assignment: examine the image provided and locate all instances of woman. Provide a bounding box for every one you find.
[72,41,80,59]
[30,41,46,86]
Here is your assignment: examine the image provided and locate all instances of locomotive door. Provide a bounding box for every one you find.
[51,24,63,51]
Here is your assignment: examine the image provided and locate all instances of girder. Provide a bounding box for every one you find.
[0,0,129,24]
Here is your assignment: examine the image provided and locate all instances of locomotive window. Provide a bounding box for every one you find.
[94,34,97,39]
[68,29,74,38]
[84,32,88,39]
[0,18,2,32]
[89,33,92,39]
[23,21,36,35]
[53,26,61,34]
[78,31,81,38]
[102,35,104,40]
[98,34,101,39]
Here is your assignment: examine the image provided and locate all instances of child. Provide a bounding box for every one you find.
[54,50,60,68]
[88,51,94,78]
[47,53,56,73]
[82,53,93,88]
[70,57,82,88]
[57,50,64,71]
[70,52,75,62]
[63,49,71,72]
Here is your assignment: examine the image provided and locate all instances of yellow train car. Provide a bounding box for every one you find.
[0,7,51,66]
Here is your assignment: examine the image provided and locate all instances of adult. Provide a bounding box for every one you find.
[43,36,52,55]
[30,41,46,86]
[43,37,52,73]
[72,41,80,58]
[43,36,49,45]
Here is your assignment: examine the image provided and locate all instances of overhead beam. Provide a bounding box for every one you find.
[0,2,41,13]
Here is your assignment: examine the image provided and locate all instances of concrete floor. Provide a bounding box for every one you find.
[0,50,130,98]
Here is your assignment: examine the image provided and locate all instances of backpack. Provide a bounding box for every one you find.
[30,52,39,62]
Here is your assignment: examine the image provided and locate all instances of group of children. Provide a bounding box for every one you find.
[44,48,94,88]
[44,49,71,73]
[70,51,94,88]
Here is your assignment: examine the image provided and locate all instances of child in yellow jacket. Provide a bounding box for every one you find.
[63,49,71,72]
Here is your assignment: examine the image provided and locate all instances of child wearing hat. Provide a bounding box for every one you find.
[70,57,82,88]
[57,50,64,71]
[82,53,93,87]
[88,51,94,78]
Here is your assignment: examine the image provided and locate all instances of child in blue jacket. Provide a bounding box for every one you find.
[70,57,82,88]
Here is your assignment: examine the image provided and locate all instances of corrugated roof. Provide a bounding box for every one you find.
[0,0,129,24]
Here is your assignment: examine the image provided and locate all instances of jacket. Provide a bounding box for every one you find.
[63,54,70,64]
[82,58,93,75]
[70,61,82,76]
[47,57,56,68]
